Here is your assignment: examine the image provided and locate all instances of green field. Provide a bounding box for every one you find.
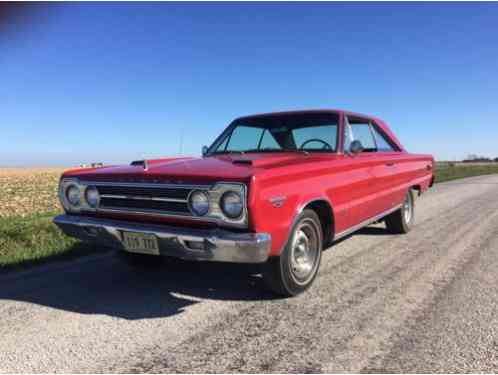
[435,162,498,183]
[1,164,498,271]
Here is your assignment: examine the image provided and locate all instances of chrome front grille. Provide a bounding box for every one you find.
[93,183,204,216]
[60,179,248,228]
[97,185,191,200]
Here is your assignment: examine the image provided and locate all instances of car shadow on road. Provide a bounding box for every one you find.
[0,247,275,320]
[329,224,392,248]
[0,225,392,321]
[356,226,392,236]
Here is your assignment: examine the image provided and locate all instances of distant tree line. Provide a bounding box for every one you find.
[462,154,498,163]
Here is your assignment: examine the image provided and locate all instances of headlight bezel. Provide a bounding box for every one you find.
[207,182,247,226]
[58,178,100,213]
[187,182,247,226]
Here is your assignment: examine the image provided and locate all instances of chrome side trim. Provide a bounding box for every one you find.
[100,194,188,203]
[334,204,402,241]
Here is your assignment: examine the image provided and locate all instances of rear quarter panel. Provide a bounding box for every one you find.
[391,153,434,195]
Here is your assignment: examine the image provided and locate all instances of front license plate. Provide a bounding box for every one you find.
[121,231,160,255]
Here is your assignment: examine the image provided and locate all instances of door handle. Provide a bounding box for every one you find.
[385,162,395,167]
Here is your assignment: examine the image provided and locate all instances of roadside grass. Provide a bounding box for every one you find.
[0,212,100,271]
[435,163,498,183]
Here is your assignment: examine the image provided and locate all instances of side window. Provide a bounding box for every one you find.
[346,117,376,151]
[225,126,263,151]
[371,125,396,152]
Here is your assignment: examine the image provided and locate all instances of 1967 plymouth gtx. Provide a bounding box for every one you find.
[54,109,434,296]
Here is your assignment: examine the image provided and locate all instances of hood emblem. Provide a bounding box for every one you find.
[269,196,286,208]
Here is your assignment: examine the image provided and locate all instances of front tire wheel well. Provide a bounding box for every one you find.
[302,200,334,248]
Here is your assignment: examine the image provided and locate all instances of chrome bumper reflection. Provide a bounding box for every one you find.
[53,214,271,263]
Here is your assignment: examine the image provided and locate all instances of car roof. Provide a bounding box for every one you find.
[235,109,382,123]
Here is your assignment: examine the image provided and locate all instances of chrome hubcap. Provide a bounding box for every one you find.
[403,193,412,223]
[290,220,319,285]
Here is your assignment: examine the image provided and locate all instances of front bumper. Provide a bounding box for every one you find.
[53,214,271,263]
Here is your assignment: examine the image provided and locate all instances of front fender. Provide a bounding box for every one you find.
[249,178,331,256]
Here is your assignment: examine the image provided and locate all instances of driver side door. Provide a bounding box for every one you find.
[343,116,382,226]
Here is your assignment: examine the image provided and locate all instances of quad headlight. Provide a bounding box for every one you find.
[220,191,243,219]
[85,186,100,208]
[188,190,210,216]
[66,184,81,206]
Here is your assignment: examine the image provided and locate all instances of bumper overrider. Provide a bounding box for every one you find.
[53,214,271,263]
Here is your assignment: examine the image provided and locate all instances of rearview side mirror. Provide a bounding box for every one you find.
[202,145,209,157]
[349,140,364,155]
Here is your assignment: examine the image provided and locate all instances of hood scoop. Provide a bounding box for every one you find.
[232,159,253,165]
[130,159,149,171]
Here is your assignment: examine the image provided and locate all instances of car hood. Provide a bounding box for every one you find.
[63,153,341,184]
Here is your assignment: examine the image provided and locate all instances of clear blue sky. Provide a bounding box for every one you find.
[1,2,497,166]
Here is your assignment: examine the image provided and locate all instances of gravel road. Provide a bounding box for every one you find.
[1,174,498,373]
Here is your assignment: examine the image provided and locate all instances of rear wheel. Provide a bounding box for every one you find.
[385,189,415,234]
[263,209,323,296]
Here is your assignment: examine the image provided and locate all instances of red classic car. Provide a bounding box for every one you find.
[54,110,434,296]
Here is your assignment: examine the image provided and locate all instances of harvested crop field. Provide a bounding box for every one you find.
[0,168,66,218]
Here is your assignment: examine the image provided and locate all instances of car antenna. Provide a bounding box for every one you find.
[178,125,184,156]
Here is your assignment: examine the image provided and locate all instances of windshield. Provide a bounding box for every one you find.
[209,112,339,155]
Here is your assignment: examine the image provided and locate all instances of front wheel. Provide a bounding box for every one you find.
[262,209,323,296]
[385,189,415,234]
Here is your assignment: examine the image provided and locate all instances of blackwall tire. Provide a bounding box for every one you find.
[262,209,323,297]
[385,189,415,234]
